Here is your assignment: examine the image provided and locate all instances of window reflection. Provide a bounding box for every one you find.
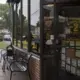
[13,0,28,49]
[43,4,53,54]
[22,0,28,49]
[31,0,40,53]
[43,4,67,54]
[17,2,21,47]
[13,2,21,47]
[43,5,53,41]
[67,18,80,39]
[13,4,18,46]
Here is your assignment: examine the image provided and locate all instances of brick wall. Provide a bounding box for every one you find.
[13,47,41,80]
[29,55,40,80]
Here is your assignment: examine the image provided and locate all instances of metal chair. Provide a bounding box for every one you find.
[9,54,32,80]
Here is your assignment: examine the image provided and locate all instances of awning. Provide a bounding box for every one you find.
[44,0,80,4]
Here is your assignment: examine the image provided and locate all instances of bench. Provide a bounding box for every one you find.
[5,53,32,80]
[6,51,32,80]
[9,60,27,80]
[2,45,32,80]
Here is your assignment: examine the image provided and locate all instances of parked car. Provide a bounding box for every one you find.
[3,34,12,41]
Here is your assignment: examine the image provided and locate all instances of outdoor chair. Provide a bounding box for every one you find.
[9,54,32,80]
[9,61,27,80]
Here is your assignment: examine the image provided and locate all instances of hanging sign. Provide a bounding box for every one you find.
[68,18,80,35]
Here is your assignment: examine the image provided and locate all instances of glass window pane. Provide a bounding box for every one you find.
[72,59,77,67]
[13,0,28,49]
[67,18,80,39]
[17,2,21,47]
[61,61,65,67]
[13,4,17,46]
[43,4,54,54]
[71,66,76,74]
[76,50,80,58]
[22,0,28,49]
[31,0,40,53]
[13,2,21,47]
[77,69,80,76]
[61,54,65,61]
[66,65,70,72]
[78,60,80,67]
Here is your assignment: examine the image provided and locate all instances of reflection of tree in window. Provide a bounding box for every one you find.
[73,22,78,32]
[30,0,40,52]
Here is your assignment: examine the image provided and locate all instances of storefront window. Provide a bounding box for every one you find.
[22,0,28,49]
[67,18,80,39]
[43,4,54,54]
[17,2,21,47]
[31,0,40,53]
[13,2,21,47]
[43,4,67,54]
[13,3,18,46]
[13,0,28,49]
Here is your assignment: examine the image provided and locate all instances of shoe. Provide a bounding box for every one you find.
[2,67,5,72]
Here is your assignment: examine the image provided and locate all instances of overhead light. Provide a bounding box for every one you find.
[45,4,54,7]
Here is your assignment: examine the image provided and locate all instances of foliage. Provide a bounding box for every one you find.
[0,4,9,29]
[0,4,9,18]
[0,41,8,49]
[0,34,3,41]
[13,10,28,39]
[0,3,28,40]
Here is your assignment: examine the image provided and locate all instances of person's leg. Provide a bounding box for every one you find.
[2,53,6,72]
[0,52,2,62]
[2,59,6,72]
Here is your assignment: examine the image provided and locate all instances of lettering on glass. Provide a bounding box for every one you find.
[73,22,78,32]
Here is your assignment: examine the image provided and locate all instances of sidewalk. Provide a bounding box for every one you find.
[0,60,5,80]
[0,49,30,80]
